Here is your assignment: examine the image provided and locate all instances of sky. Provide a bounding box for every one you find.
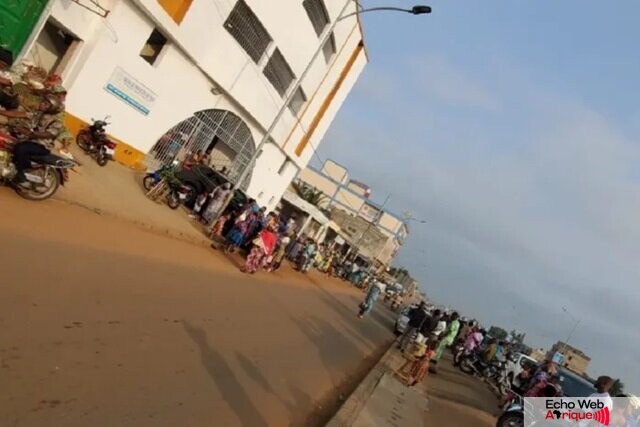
[314,1,640,391]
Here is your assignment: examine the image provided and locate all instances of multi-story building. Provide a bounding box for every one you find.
[297,159,408,267]
[3,0,367,209]
[547,341,591,375]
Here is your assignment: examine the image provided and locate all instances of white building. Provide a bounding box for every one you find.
[8,0,367,209]
[297,160,409,267]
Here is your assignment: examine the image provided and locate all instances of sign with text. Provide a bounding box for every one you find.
[104,67,157,116]
[523,397,637,426]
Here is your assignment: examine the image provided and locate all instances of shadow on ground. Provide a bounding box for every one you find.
[182,321,269,427]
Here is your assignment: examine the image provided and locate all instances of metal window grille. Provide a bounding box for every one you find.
[322,32,336,63]
[303,0,330,36]
[224,0,272,63]
[146,109,257,190]
[288,87,307,115]
[263,48,295,97]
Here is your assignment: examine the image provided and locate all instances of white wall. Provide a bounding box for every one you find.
[39,0,366,210]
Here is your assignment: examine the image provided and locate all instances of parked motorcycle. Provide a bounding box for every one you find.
[76,117,116,166]
[166,182,194,210]
[143,163,177,191]
[0,132,76,201]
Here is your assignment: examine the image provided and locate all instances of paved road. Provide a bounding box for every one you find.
[0,192,395,427]
[425,355,499,427]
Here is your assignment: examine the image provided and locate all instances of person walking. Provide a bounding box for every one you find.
[225,210,252,253]
[404,341,437,387]
[358,280,386,318]
[241,227,277,274]
[430,312,460,373]
[398,302,429,353]
[268,234,290,272]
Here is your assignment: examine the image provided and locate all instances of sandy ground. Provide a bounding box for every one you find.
[0,190,396,427]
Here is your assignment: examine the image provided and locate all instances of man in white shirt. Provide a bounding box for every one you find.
[589,376,614,411]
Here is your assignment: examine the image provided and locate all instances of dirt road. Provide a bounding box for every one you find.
[0,191,395,427]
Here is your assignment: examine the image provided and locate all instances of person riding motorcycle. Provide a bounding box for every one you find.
[9,96,66,184]
[464,328,484,353]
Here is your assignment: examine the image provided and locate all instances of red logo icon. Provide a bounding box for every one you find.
[593,406,610,426]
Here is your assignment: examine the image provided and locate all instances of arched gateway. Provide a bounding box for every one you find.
[147,109,256,190]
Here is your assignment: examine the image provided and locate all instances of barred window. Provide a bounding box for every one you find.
[224,0,272,63]
[288,87,307,115]
[263,48,295,97]
[322,33,336,63]
[303,0,330,36]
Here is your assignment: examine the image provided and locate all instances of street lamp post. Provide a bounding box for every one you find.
[212,1,431,226]
[560,306,582,355]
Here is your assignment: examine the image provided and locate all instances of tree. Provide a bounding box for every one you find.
[489,326,508,340]
[291,181,328,208]
[509,329,526,344]
[610,379,625,397]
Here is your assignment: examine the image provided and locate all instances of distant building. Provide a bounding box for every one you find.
[297,160,409,267]
[546,342,591,375]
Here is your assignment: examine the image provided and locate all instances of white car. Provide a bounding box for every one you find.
[393,304,432,336]
[394,307,411,335]
[505,353,538,388]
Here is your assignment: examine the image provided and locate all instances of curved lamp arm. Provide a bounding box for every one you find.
[339,5,432,21]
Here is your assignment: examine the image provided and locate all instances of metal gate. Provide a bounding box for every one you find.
[146,109,256,190]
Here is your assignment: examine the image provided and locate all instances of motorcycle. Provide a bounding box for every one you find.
[0,132,76,201]
[143,163,177,191]
[76,117,116,166]
[496,394,525,427]
[460,351,500,379]
[495,360,512,397]
[166,182,194,210]
[452,343,467,366]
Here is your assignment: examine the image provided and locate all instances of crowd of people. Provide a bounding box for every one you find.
[180,179,372,278]
[0,48,73,184]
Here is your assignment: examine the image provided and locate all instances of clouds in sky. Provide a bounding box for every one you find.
[318,53,640,389]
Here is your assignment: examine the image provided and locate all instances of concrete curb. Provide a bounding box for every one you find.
[327,339,399,427]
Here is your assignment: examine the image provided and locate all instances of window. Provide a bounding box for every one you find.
[288,87,307,115]
[140,28,167,65]
[157,0,193,24]
[303,0,330,36]
[263,48,295,97]
[322,33,336,63]
[224,0,272,63]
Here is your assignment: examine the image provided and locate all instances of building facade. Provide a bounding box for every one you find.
[4,0,367,209]
[298,159,408,266]
[546,342,591,375]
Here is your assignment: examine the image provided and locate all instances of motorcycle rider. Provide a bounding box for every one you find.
[464,327,484,353]
[1,95,65,184]
[398,301,429,353]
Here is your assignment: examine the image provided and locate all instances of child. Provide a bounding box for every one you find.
[211,212,230,238]
[404,341,437,387]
